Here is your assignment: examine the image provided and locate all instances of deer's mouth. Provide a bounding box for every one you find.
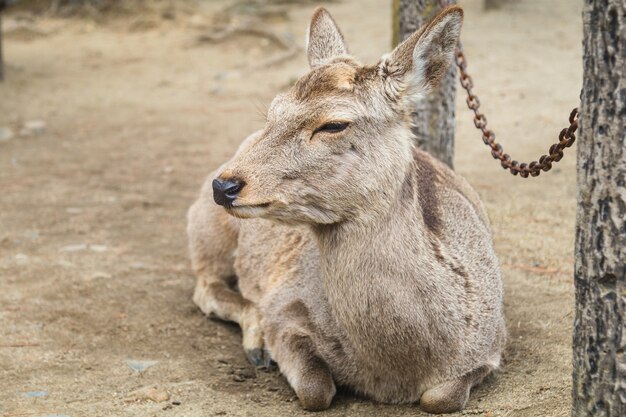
[226,203,271,219]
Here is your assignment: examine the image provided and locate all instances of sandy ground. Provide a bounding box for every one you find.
[0,0,582,416]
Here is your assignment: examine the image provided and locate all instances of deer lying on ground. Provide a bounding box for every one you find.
[187,5,506,413]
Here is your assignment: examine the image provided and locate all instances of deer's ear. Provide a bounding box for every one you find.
[381,6,463,95]
[306,7,349,68]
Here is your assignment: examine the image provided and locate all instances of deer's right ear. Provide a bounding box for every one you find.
[380,6,463,98]
[306,8,349,69]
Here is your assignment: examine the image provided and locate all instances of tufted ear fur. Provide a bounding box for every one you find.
[381,6,463,98]
[306,7,349,69]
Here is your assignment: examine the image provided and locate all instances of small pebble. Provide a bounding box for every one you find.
[22,120,46,135]
[234,368,256,380]
[90,271,112,279]
[126,359,158,373]
[0,127,14,142]
[15,253,29,265]
[89,245,108,253]
[24,391,47,398]
[126,384,170,403]
[60,244,87,252]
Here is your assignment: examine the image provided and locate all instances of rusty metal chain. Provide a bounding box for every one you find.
[438,0,578,177]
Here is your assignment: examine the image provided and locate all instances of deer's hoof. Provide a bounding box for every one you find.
[245,347,264,367]
[245,347,276,370]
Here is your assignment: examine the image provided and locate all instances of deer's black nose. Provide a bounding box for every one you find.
[212,178,245,207]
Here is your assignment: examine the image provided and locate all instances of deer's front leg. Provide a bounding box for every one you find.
[271,329,335,411]
[264,302,336,413]
[193,275,268,366]
[188,194,268,366]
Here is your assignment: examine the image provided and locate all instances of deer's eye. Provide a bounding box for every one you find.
[314,121,350,135]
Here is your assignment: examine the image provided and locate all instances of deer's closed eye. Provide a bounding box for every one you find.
[314,121,350,135]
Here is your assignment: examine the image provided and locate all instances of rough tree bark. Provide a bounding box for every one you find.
[0,3,5,82]
[573,1,626,416]
[392,0,456,167]
[484,0,508,11]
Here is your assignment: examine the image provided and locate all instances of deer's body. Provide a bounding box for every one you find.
[188,6,505,413]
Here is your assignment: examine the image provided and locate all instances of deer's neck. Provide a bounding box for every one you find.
[312,153,429,351]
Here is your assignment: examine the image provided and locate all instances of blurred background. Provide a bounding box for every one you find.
[0,1,580,416]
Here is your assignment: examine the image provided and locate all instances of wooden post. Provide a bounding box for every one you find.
[392,0,457,168]
[572,0,626,415]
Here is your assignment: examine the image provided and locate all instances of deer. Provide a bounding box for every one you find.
[187,5,506,413]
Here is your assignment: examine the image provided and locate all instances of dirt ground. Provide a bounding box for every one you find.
[0,0,582,416]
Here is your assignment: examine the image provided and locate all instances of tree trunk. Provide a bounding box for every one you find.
[484,0,507,11]
[0,11,4,82]
[392,0,456,168]
[573,1,626,416]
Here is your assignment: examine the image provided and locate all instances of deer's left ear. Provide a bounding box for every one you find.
[381,6,463,95]
[306,7,349,68]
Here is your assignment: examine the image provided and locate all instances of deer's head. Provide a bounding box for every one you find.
[213,6,463,224]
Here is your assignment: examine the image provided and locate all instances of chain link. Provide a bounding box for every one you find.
[438,0,578,177]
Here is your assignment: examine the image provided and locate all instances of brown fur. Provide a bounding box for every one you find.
[306,8,350,68]
[187,6,505,414]
[294,61,357,99]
